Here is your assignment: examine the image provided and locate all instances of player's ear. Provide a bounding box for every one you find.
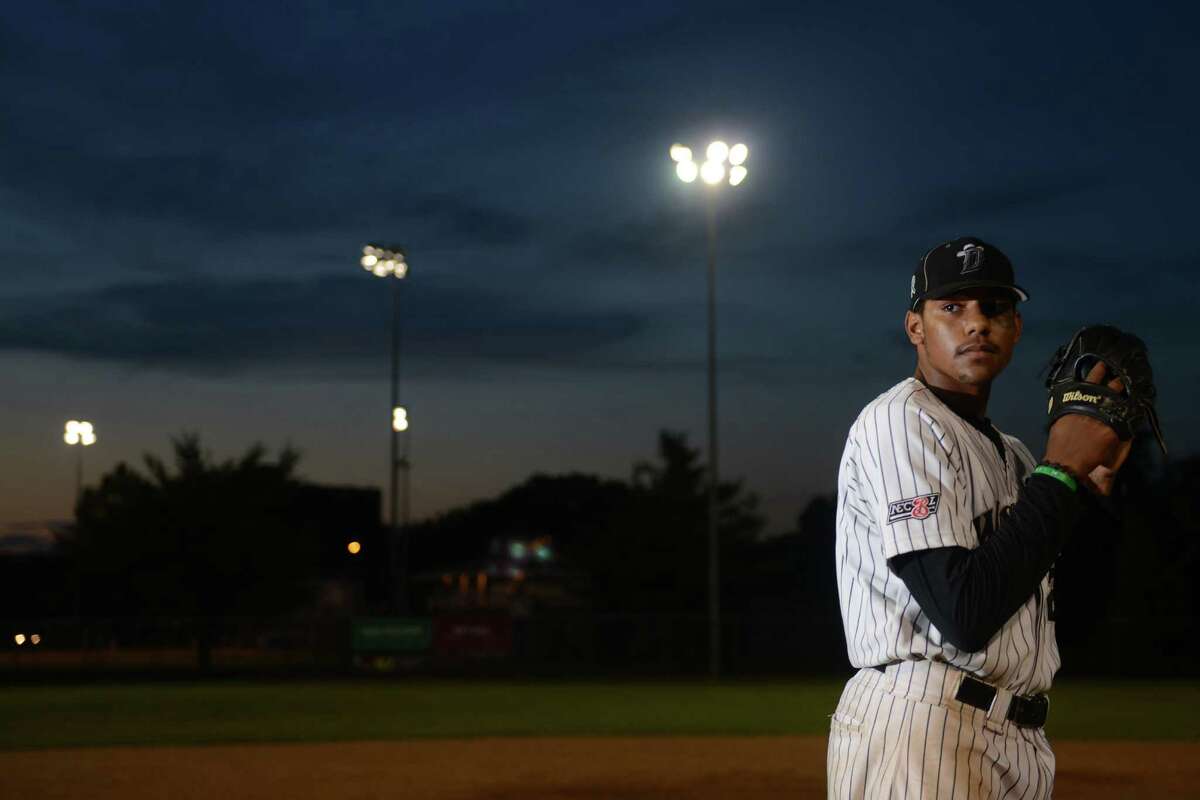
[904,309,924,346]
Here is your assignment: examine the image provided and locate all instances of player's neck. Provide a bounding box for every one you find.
[913,366,991,422]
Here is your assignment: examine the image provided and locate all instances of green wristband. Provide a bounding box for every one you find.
[1033,464,1078,492]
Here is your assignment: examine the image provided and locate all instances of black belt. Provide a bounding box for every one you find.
[870,665,1048,728]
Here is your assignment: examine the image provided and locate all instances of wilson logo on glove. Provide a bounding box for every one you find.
[887,493,941,524]
[1043,324,1166,455]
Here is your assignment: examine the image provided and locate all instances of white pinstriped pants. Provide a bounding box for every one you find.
[826,663,1055,799]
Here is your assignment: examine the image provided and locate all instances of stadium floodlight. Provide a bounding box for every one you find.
[670,141,748,187]
[706,140,729,163]
[64,420,97,505]
[362,243,408,279]
[359,242,414,614]
[665,134,754,681]
[700,160,726,185]
[64,420,96,446]
[676,160,699,183]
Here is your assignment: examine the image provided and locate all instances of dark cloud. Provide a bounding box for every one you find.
[0,5,567,248]
[0,129,537,244]
[563,209,701,269]
[895,170,1113,232]
[1014,247,1199,281]
[0,274,642,375]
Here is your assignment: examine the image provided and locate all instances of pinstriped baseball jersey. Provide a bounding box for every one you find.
[827,662,1056,799]
[835,377,1059,695]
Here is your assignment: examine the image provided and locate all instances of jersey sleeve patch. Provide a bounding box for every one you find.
[887,493,941,524]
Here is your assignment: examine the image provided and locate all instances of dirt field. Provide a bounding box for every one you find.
[1,736,1195,799]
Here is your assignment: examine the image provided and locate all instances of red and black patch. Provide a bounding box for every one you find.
[887,493,941,524]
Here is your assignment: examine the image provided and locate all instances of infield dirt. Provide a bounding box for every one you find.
[1,736,1195,799]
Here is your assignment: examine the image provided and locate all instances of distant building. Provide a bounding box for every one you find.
[412,534,589,615]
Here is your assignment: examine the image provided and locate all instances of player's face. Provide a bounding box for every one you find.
[905,288,1022,389]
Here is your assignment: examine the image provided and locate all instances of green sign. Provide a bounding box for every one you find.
[351,617,432,653]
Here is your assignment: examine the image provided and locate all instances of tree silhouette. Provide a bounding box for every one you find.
[71,433,315,668]
[581,430,766,613]
[404,430,766,615]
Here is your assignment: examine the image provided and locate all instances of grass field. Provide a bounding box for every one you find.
[2,678,1197,751]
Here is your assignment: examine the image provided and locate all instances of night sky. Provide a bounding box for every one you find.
[2,2,1196,532]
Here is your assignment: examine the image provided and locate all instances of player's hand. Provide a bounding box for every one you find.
[1044,361,1129,491]
[1084,438,1131,496]
[1080,363,1132,495]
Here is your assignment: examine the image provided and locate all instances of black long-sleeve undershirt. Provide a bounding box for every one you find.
[888,472,1082,652]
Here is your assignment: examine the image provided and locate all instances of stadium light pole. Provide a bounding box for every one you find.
[670,140,749,681]
[361,244,411,615]
[63,420,97,507]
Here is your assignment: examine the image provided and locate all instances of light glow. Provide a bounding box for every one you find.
[700,160,725,185]
[362,245,409,278]
[64,420,96,446]
[706,141,729,163]
[347,541,362,555]
[669,144,692,163]
[13,634,25,646]
[392,406,409,432]
[729,143,748,166]
[676,160,698,182]
[729,165,748,186]
[30,634,40,645]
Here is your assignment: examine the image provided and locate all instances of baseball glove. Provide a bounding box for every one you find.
[1044,325,1166,455]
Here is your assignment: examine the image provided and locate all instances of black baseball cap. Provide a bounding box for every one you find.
[909,236,1030,311]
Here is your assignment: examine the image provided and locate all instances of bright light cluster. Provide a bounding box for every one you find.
[671,140,749,186]
[64,420,96,446]
[13,633,41,645]
[361,244,408,279]
[507,537,554,563]
[392,406,409,432]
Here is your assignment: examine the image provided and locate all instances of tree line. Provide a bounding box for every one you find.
[18,429,1199,675]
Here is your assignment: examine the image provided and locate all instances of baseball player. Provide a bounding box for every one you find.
[826,236,1131,799]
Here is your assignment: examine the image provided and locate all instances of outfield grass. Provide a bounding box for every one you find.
[0,678,1195,751]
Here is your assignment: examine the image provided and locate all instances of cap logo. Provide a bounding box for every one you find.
[957,243,985,274]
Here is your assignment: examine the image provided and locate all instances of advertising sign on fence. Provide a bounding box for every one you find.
[433,612,513,659]
[351,618,432,654]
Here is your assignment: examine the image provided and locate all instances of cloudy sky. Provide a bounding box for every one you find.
[2,1,1195,532]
